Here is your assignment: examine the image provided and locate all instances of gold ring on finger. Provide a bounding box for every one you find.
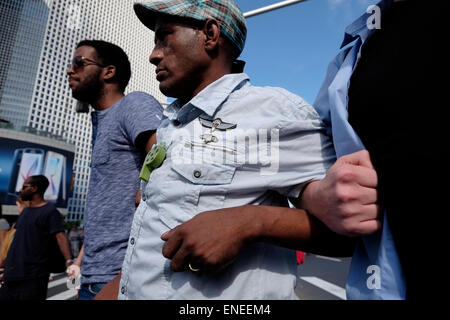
[188,263,200,272]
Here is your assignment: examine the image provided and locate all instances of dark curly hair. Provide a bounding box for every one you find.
[77,40,132,92]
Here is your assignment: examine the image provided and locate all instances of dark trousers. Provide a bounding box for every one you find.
[0,276,49,300]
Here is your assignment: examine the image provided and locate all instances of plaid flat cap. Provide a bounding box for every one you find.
[134,0,247,55]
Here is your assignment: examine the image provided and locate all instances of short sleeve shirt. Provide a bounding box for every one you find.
[119,74,336,299]
[4,203,64,282]
[82,92,163,284]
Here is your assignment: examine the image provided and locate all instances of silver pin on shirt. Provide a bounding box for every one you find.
[198,116,237,144]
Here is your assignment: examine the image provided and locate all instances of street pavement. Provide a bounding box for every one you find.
[46,254,351,300]
[296,253,351,300]
[46,273,77,300]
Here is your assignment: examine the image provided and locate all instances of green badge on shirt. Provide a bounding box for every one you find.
[139,142,166,182]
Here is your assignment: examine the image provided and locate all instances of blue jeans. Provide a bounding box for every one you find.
[78,283,106,300]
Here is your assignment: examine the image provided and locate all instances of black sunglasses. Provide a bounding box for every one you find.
[21,184,33,190]
[69,56,106,70]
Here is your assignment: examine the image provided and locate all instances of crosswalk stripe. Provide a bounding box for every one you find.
[47,289,77,300]
[315,255,342,262]
[48,277,68,289]
[300,276,347,300]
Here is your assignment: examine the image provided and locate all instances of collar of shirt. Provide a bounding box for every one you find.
[163,73,250,125]
[340,0,393,49]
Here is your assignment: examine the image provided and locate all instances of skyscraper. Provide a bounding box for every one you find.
[0,0,50,128]
[0,0,166,221]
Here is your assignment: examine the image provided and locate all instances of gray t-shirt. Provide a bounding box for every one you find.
[82,91,163,284]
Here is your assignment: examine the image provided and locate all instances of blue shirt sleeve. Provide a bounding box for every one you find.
[120,92,164,146]
[253,87,336,198]
[313,48,351,137]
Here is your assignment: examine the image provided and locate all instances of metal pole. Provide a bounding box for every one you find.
[243,0,308,18]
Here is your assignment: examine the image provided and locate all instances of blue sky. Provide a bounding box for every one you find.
[234,0,379,104]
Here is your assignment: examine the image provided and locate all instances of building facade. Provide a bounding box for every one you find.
[0,0,166,222]
[0,0,50,128]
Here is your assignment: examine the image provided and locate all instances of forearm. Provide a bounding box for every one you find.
[74,244,84,266]
[144,132,157,153]
[56,232,73,261]
[240,205,355,257]
[162,204,355,273]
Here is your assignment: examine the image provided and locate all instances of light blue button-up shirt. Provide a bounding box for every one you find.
[119,73,336,299]
[313,0,406,299]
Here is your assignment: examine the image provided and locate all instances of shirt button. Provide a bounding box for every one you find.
[130,238,135,245]
[121,286,126,294]
[193,170,202,178]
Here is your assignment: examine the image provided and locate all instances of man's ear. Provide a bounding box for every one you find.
[103,65,116,81]
[203,19,221,52]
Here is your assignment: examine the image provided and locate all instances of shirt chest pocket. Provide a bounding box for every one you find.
[171,162,236,185]
[157,162,237,229]
[91,135,111,167]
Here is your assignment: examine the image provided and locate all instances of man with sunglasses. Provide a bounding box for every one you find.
[66,40,163,300]
[0,176,72,300]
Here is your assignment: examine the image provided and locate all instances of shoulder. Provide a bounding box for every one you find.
[43,203,61,216]
[234,83,308,108]
[117,92,163,120]
[261,86,308,107]
[121,91,162,108]
[115,92,164,135]
[232,84,323,125]
[124,91,152,100]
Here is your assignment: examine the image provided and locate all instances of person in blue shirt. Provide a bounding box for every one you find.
[66,40,164,300]
[302,0,408,299]
[95,0,358,300]
[304,0,446,299]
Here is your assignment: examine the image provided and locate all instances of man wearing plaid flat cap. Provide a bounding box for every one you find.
[95,0,352,300]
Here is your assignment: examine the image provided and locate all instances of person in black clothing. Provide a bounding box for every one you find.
[0,175,72,300]
[345,0,446,299]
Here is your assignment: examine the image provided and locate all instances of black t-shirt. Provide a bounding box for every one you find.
[348,0,448,299]
[3,203,64,282]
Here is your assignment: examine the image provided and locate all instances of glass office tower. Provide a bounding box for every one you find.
[0,0,50,128]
